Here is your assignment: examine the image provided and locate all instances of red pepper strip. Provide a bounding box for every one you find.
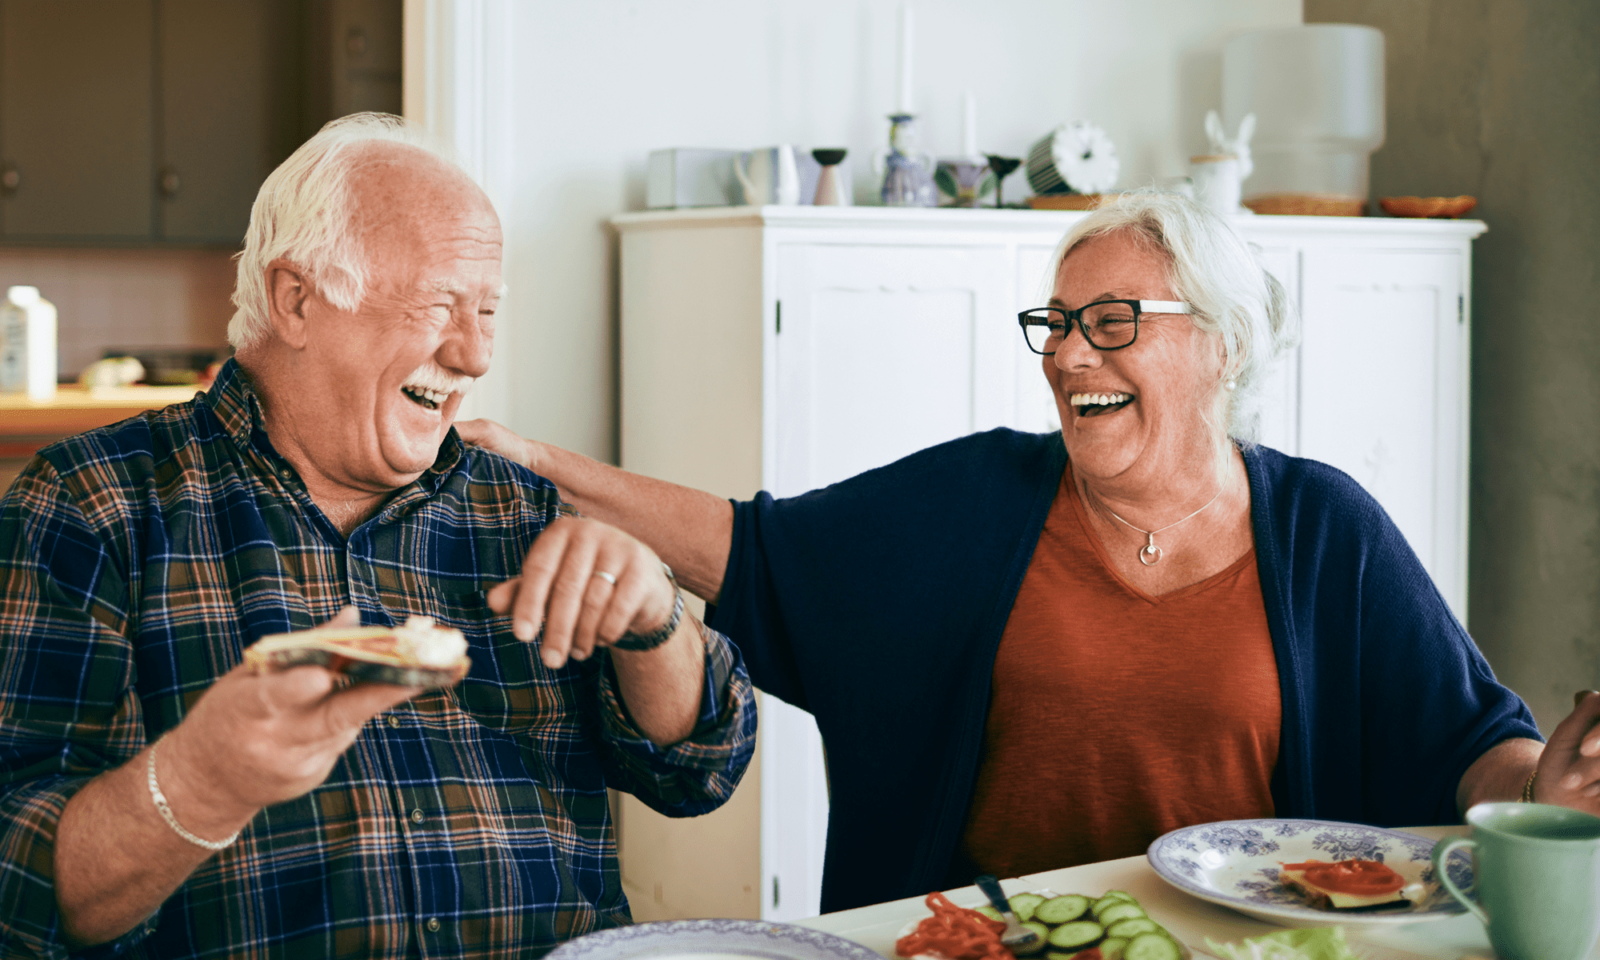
[894,891,1013,960]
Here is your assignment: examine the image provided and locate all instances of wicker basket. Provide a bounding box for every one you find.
[1243,193,1366,217]
[1027,194,1106,211]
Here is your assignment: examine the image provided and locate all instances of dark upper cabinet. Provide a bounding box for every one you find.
[159,0,302,243]
[1,0,156,241]
[0,0,402,247]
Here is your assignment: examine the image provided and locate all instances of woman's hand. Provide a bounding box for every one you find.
[456,417,542,472]
[1535,690,1600,810]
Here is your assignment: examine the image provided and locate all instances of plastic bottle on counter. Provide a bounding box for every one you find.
[0,285,58,400]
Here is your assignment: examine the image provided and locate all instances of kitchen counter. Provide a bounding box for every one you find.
[0,384,202,493]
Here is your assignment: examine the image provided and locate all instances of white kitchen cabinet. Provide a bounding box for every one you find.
[609,205,1483,922]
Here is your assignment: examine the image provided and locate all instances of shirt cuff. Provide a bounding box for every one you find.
[594,622,757,808]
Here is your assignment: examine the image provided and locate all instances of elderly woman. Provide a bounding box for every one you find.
[466,192,1600,914]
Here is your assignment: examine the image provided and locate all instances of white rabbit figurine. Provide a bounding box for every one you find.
[1204,110,1256,182]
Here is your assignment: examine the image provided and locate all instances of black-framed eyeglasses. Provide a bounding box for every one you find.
[1017,299,1193,355]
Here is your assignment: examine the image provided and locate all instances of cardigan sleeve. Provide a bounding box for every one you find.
[1259,451,1543,826]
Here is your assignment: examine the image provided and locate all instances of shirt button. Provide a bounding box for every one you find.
[387,715,401,728]
[425,918,441,933]
[410,808,424,824]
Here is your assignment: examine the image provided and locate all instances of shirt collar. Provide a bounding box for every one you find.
[202,357,467,498]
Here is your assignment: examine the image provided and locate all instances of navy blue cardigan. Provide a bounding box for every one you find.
[707,429,1540,914]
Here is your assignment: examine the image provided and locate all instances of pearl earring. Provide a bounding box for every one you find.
[1224,379,1237,392]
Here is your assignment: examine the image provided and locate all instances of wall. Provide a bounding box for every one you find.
[1303,0,1600,730]
[0,247,235,377]
[486,0,1303,463]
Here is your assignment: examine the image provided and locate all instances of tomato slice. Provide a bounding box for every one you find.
[1282,859,1406,896]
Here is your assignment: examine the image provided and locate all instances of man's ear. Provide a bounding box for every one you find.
[266,259,312,350]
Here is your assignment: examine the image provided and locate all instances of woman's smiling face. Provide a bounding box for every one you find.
[1046,229,1228,487]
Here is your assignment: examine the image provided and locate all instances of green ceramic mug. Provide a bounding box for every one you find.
[1432,802,1600,960]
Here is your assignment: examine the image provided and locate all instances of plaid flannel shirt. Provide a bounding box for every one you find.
[0,360,756,959]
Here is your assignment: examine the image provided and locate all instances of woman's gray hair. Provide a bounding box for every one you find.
[227,113,455,350]
[1047,191,1299,444]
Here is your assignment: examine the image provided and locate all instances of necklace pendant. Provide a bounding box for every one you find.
[1139,535,1162,566]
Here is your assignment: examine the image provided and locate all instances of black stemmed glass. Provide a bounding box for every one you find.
[1016,299,1193,355]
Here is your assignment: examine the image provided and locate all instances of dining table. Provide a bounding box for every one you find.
[792,825,1600,960]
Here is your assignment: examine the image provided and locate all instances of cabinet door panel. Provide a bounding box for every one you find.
[161,0,297,243]
[1298,249,1465,615]
[775,243,1013,495]
[1016,243,1062,434]
[1,0,153,240]
[1253,245,1300,455]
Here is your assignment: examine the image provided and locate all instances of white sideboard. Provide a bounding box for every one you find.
[609,205,1484,923]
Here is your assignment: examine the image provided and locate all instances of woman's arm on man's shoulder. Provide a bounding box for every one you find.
[457,419,734,603]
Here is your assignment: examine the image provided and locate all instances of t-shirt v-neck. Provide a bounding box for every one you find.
[958,465,1282,877]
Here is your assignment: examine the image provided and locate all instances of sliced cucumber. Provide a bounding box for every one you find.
[974,904,1003,922]
[1091,892,1136,917]
[1123,932,1182,960]
[1012,922,1050,956]
[1098,937,1130,960]
[1034,893,1091,924]
[1101,890,1136,903]
[1105,918,1159,939]
[1094,901,1146,926]
[1047,920,1105,950]
[1009,892,1047,923]
[1043,953,1081,960]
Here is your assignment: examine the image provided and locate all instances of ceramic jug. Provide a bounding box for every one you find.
[734,145,800,206]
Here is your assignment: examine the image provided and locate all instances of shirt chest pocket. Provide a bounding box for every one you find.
[414,585,577,736]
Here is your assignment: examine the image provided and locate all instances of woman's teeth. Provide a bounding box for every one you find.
[1070,392,1132,410]
[402,385,447,410]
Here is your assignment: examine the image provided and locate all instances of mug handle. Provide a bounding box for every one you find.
[1431,835,1487,924]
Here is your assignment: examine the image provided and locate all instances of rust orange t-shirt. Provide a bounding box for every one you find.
[959,466,1281,877]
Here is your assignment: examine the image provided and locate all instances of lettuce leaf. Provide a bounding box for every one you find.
[1204,927,1363,960]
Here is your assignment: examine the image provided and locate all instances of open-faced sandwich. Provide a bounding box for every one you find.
[1277,859,1421,911]
[243,615,471,688]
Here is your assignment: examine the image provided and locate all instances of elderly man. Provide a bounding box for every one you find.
[0,114,755,959]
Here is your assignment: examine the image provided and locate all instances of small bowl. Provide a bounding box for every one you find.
[1379,195,1478,218]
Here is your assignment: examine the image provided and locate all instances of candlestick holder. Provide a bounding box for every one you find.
[985,155,1023,207]
[875,114,936,207]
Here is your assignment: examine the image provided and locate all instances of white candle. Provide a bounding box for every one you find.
[897,4,914,114]
[962,90,977,158]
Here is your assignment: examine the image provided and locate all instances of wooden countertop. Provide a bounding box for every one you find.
[0,385,203,455]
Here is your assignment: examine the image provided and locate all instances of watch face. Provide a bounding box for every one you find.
[1053,121,1120,194]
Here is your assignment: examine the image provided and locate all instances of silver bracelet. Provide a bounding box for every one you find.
[146,737,239,852]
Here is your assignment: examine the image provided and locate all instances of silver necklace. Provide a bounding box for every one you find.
[1099,482,1228,567]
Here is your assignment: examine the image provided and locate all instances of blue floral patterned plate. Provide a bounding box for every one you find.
[1147,819,1474,927]
[545,918,883,960]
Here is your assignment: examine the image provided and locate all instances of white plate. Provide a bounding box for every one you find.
[1147,818,1474,927]
[545,918,884,960]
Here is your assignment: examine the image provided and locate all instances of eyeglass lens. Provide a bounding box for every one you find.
[1021,301,1139,354]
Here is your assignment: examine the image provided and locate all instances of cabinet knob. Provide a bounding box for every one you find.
[1,165,18,193]
[160,168,180,198]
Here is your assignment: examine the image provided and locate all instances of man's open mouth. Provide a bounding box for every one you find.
[402,385,448,411]
[1070,392,1134,418]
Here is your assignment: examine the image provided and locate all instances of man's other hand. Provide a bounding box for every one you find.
[1536,690,1600,812]
[159,607,422,827]
[489,516,678,670]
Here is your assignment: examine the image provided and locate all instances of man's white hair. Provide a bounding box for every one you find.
[1046,191,1300,444]
[227,113,459,350]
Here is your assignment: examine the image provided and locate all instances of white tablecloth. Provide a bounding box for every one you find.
[793,825,1599,960]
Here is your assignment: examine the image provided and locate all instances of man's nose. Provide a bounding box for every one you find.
[440,307,493,378]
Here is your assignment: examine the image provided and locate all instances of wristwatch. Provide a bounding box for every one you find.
[612,562,684,651]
